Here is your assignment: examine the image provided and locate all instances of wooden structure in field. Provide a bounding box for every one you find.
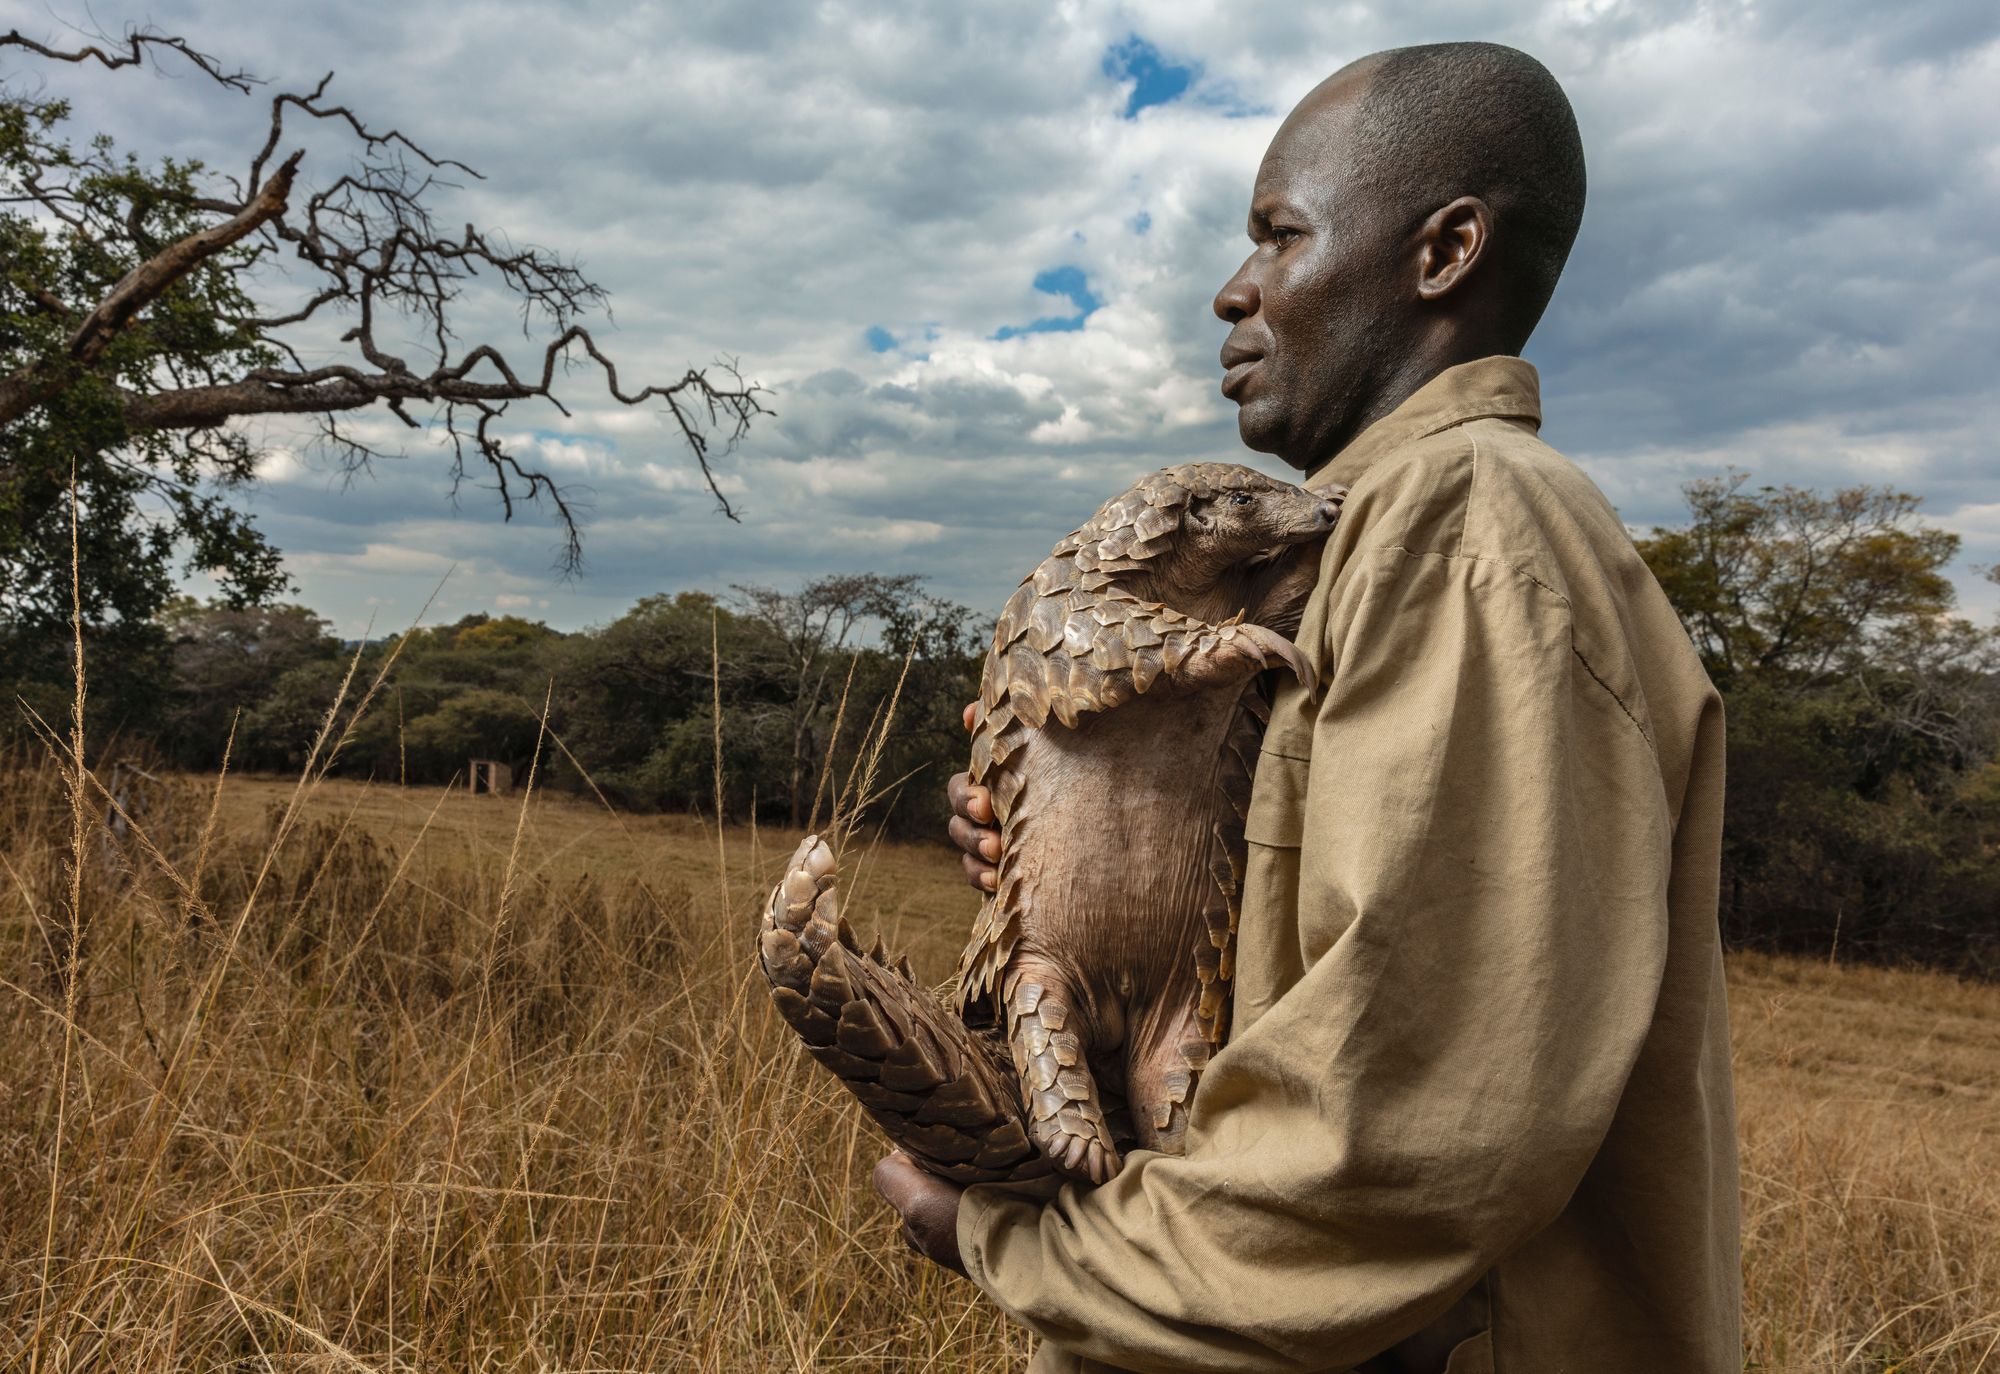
[469,759,513,796]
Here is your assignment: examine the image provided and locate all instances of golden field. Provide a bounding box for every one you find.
[3,761,1997,1371]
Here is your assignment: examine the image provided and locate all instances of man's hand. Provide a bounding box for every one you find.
[873,1151,968,1276]
[947,702,1001,892]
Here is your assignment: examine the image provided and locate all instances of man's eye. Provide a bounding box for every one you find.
[1271,226,1302,247]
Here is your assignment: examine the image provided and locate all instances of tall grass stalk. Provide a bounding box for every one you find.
[32,470,91,1373]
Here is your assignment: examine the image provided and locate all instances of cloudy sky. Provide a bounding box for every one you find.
[12,0,2000,634]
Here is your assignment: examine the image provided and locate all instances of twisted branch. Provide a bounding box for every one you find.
[0,26,256,90]
[0,26,765,568]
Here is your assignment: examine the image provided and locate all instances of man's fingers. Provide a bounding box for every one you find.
[948,815,1001,862]
[945,772,999,891]
[962,701,977,733]
[873,1149,920,1203]
[946,771,995,826]
[962,852,998,892]
[873,1150,968,1277]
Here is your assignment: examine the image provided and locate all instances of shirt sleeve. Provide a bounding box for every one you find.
[956,541,1676,1373]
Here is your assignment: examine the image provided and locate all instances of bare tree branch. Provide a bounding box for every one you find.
[0,26,257,91]
[246,71,477,194]
[1,27,766,570]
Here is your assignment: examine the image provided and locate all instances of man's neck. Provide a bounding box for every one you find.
[1308,336,1516,469]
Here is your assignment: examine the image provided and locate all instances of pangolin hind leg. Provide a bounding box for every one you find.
[1122,1000,1212,1156]
[1002,956,1122,1184]
[759,836,1049,1183]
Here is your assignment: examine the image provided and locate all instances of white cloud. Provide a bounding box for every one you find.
[289,544,456,579]
[823,519,948,546]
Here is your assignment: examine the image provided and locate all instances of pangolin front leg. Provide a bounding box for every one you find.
[993,592,1316,732]
[1169,617,1318,696]
[759,835,1049,1183]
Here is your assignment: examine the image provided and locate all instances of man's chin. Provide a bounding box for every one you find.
[1233,404,1310,472]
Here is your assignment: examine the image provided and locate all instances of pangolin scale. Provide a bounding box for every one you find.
[759,462,1342,1185]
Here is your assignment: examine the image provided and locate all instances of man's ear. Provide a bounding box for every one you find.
[1415,196,1492,302]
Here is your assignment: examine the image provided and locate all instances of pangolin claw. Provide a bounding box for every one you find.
[1237,623,1317,696]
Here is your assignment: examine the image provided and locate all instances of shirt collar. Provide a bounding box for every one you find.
[1306,355,1542,490]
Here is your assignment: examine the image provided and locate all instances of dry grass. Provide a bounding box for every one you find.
[3,760,1997,1370]
[1732,952,2000,1369]
[1,758,1023,1371]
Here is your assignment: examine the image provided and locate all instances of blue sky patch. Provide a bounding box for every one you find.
[1102,34,1197,118]
[993,266,1102,340]
[1131,210,1152,235]
[865,325,897,353]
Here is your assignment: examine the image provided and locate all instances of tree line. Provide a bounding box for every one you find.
[35,574,983,842]
[1635,475,2000,971]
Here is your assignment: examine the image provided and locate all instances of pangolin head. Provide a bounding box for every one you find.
[1065,462,1340,593]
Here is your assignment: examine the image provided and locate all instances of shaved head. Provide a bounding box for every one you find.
[1214,42,1588,468]
[1347,42,1587,343]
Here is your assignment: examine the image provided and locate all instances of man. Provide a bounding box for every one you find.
[877,41,1741,1373]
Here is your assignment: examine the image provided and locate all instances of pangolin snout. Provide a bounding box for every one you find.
[1278,497,1341,543]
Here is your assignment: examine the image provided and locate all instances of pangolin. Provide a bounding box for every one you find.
[758,462,1341,1186]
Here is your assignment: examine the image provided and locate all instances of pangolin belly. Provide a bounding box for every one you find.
[970,685,1265,1178]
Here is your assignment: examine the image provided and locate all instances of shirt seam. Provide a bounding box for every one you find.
[1458,434,1478,560]
[1359,543,1655,748]
[1417,406,1539,441]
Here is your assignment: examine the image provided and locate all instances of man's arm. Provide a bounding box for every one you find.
[927,543,1673,1373]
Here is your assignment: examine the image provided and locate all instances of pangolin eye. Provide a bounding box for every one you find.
[1229,492,1254,506]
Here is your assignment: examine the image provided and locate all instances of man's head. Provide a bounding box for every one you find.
[1214,42,1586,470]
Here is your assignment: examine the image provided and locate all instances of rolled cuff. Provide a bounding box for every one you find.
[957,1178,1053,1293]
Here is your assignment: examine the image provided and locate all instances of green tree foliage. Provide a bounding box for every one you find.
[733,573,930,826]
[1,73,284,732]
[534,592,786,814]
[158,597,341,766]
[540,584,979,833]
[859,586,987,834]
[1637,477,1961,688]
[1,28,762,738]
[1637,474,2000,970]
[157,583,982,839]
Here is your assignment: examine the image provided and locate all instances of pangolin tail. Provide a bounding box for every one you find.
[758,835,1052,1184]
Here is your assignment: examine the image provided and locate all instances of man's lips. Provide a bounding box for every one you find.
[1220,355,1262,399]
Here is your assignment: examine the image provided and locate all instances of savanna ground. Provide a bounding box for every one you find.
[3,758,1997,1370]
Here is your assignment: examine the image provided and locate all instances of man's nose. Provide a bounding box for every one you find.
[1213,259,1260,323]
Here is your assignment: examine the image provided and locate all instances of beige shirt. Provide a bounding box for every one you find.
[958,357,1741,1374]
